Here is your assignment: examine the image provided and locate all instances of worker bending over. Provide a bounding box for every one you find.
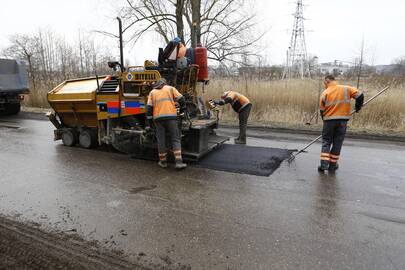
[146,78,187,169]
[212,91,252,144]
[318,75,364,172]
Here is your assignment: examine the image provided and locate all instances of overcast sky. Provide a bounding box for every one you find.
[1,0,404,65]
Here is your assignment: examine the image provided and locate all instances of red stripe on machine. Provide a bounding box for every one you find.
[107,101,119,108]
[124,107,143,114]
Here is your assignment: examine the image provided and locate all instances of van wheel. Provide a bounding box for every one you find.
[5,103,21,115]
[62,129,78,147]
[79,129,97,149]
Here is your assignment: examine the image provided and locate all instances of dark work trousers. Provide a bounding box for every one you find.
[320,119,348,166]
[238,103,252,141]
[154,119,181,160]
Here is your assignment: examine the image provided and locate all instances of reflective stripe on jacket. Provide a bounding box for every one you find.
[320,81,361,120]
[147,85,183,120]
[224,91,251,113]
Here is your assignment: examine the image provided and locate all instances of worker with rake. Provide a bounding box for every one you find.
[318,75,364,172]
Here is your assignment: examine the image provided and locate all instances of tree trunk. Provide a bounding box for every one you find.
[26,54,36,91]
[176,0,185,42]
[190,0,201,48]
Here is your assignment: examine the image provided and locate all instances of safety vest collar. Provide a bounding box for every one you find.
[327,80,338,87]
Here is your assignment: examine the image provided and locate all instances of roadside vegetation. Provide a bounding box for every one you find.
[14,73,405,134]
[206,77,405,132]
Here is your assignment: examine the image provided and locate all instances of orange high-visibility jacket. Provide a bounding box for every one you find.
[147,85,183,120]
[223,91,251,113]
[320,81,361,120]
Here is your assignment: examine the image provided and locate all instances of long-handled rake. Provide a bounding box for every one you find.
[305,110,318,125]
[288,85,391,163]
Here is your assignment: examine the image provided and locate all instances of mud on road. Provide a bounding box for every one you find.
[0,215,148,270]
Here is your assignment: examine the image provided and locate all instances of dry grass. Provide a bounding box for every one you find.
[22,83,50,108]
[204,78,405,132]
[24,77,405,132]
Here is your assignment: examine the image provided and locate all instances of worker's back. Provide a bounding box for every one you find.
[320,81,360,120]
[226,91,250,112]
[148,85,181,120]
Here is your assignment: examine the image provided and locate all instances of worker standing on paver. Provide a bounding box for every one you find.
[146,78,187,169]
[318,75,364,172]
[212,91,252,144]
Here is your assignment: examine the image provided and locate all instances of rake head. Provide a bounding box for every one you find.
[287,154,296,163]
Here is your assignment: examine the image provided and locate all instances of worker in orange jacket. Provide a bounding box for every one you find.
[212,91,252,144]
[146,78,187,169]
[318,75,364,172]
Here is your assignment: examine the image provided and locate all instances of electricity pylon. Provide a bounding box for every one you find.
[282,0,311,80]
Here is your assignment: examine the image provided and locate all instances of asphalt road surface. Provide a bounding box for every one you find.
[1,113,405,270]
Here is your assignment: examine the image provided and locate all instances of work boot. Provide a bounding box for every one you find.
[234,138,246,145]
[318,161,329,172]
[328,162,339,172]
[158,152,168,168]
[175,160,187,170]
[158,160,168,168]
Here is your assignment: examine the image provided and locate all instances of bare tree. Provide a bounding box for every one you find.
[121,0,177,44]
[2,30,114,107]
[2,34,38,91]
[392,56,405,76]
[189,0,201,47]
[176,0,186,41]
[121,0,263,64]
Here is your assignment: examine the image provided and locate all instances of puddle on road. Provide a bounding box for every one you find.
[129,185,157,194]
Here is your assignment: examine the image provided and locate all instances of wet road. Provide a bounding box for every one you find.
[1,114,405,270]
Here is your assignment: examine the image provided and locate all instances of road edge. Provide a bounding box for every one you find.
[19,108,405,143]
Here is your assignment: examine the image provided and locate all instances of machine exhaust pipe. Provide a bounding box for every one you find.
[117,17,124,72]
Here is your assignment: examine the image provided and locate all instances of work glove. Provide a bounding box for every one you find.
[212,99,225,106]
[179,105,186,114]
[319,110,324,120]
[355,93,364,113]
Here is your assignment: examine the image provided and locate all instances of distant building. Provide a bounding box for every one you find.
[319,61,351,75]
[209,65,284,79]
[209,61,402,79]
[375,64,397,75]
[238,66,283,80]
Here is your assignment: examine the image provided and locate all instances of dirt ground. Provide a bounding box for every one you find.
[0,215,149,270]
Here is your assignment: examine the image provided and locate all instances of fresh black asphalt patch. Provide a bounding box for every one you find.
[195,144,291,177]
[128,143,291,176]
